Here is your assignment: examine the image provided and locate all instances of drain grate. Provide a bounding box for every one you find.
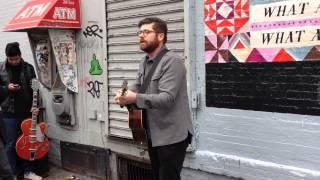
[118,155,155,180]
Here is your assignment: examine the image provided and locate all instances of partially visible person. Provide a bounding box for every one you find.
[0,42,43,180]
[114,17,193,180]
[0,112,14,180]
[0,139,13,180]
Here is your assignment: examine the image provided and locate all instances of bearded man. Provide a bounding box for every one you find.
[114,17,193,180]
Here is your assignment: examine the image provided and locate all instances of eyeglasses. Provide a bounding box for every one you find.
[137,30,156,36]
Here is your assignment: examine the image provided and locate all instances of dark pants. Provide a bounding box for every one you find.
[1,114,34,176]
[148,135,190,180]
[0,125,13,180]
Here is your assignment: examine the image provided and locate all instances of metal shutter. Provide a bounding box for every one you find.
[106,0,185,139]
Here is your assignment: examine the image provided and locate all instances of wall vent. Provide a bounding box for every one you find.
[117,155,155,180]
[61,141,109,179]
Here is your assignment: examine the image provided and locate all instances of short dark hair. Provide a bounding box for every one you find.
[5,42,21,57]
[138,17,168,44]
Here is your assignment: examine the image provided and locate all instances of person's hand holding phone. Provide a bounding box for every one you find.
[8,83,21,92]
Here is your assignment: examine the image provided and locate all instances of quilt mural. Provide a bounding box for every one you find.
[205,0,320,63]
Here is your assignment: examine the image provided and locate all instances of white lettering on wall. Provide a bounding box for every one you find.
[53,7,76,20]
[15,2,51,20]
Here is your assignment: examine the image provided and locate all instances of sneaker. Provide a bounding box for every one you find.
[24,172,42,180]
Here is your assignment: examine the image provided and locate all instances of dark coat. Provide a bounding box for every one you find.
[0,59,36,114]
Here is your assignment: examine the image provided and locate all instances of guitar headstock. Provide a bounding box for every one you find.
[121,80,128,96]
[31,79,40,91]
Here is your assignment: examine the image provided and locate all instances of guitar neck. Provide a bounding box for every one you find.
[31,91,38,131]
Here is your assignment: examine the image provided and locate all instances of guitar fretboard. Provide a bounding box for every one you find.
[30,91,38,136]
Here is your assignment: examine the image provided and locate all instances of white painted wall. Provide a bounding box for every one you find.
[42,0,108,149]
[188,1,320,180]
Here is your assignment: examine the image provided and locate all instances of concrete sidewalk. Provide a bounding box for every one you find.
[44,165,100,180]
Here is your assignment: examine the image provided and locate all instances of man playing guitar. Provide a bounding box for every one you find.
[114,17,194,180]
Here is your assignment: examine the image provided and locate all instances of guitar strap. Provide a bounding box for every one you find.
[139,48,169,93]
[137,48,169,142]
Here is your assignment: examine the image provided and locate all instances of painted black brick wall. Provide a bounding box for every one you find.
[206,61,320,115]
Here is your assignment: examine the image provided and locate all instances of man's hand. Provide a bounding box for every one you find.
[8,83,21,92]
[31,107,39,116]
[114,90,137,106]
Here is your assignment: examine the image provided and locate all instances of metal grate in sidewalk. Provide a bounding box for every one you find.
[117,156,155,180]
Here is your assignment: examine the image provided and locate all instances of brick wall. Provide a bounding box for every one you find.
[206,61,320,115]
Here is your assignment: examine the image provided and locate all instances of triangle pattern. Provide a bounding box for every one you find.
[216,1,234,20]
[205,36,217,51]
[235,18,249,33]
[205,5,209,20]
[205,50,217,64]
[217,19,234,26]
[235,41,245,49]
[210,52,220,63]
[246,48,267,63]
[218,27,234,35]
[243,0,250,17]
[205,0,216,5]
[218,53,226,63]
[209,5,216,20]
[218,50,229,63]
[230,49,252,63]
[273,49,295,62]
[235,0,242,18]
[205,20,217,34]
[304,46,320,61]
[258,48,281,62]
[229,33,250,49]
[207,34,218,49]
[220,37,229,49]
[228,50,240,63]
[286,46,313,61]
[217,35,228,49]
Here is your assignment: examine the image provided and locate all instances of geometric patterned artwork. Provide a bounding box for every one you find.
[229,49,252,63]
[304,46,320,61]
[205,0,320,63]
[205,0,249,36]
[229,47,320,63]
[246,48,267,63]
[285,47,313,61]
[205,34,229,63]
[228,32,250,49]
[272,49,295,63]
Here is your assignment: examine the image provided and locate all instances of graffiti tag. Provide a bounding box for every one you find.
[87,80,103,98]
[83,25,103,39]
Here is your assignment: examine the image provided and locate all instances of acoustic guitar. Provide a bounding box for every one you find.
[120,80,147,144]
[16,79,49,161]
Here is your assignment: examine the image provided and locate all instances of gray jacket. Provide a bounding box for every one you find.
[131,50,193,147]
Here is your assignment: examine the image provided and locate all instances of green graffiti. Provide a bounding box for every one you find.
[89,54,103,75]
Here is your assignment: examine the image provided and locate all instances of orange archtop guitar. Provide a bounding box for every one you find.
[16,79,49,161]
